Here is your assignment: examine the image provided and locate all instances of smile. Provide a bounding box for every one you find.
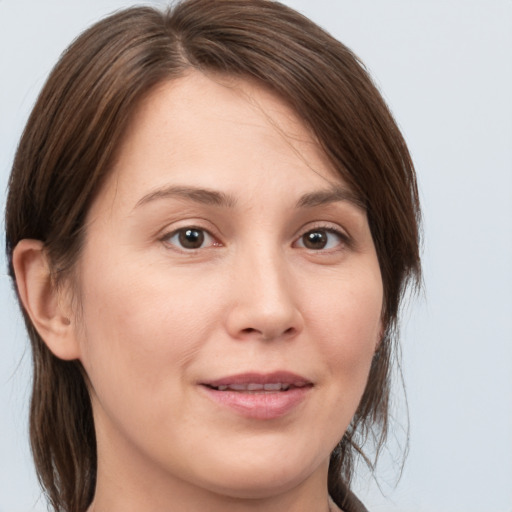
[208,382,308,392]
[200,372,313,420]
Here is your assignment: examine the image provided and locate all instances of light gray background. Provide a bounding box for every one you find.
[1,1,511,511]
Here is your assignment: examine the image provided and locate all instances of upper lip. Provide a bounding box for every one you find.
[201,371,312,389]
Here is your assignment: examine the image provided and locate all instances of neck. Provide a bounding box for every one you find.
[86,492,340,512]
[88,409,342,512]
[87,498,340,512]
[88,450,338,512]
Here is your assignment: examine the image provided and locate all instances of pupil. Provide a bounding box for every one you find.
[304,231,327,249]
[179,229,204,249]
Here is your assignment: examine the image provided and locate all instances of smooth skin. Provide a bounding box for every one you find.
[14,72,383,512]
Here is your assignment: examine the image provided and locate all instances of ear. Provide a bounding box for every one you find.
[12,239,81,360]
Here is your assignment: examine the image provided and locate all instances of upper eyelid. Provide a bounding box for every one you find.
[295,221,349,239]
[160,225,220,250]
[293,223,353,251]
[158,219,219,238]
[296,226,346,241]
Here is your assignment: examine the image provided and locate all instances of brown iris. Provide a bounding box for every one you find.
[302,230,328,250]
[178,228,205,249]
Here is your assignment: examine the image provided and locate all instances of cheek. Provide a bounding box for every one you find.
[308,266,383,391]
[74,257,219,414]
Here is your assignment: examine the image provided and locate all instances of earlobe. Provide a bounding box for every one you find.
[12,239,81,360]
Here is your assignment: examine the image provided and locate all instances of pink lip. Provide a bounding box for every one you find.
[200,371,313,420]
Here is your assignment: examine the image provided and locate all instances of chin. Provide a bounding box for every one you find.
[193,449,327,500]
[203,473,305,501]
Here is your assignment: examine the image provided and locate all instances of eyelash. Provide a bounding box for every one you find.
[294,224,350,252]
[161,224,350,253]
[161,226,220,251]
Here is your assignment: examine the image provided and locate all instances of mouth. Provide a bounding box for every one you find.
[204,382,310,392]
[199,372,313,419]
[201,371,313,392]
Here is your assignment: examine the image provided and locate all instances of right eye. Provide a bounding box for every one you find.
[163,227,219,250]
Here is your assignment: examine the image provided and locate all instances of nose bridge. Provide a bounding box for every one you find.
[226,241,302,341]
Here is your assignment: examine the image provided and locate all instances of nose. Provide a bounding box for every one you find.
[225,249,304,342]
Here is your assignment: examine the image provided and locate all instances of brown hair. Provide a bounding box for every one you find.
[5,1,421,511]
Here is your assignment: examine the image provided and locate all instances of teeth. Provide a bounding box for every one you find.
[214,383,294,391]
[229,384,249,391]
[263,383,282,391]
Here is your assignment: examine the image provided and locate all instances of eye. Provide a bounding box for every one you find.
[164,227,218,250]
[295,228,345,251]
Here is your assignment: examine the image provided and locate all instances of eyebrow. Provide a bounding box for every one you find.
[134,184,365,211]
[134,185,237,210]
[296,186,365,211]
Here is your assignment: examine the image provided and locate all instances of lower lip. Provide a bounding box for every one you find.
[200,386,311,420]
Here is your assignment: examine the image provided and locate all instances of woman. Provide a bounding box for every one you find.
[5,1,421,511]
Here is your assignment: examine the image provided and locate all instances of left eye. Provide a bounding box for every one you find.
[164,228,217,250]
[295,228,344,250]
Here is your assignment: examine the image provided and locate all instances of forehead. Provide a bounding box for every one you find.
[92,71,349,217]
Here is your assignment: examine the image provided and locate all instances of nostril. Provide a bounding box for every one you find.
[239,326,296,340]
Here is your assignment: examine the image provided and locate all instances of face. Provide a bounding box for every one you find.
[72,72,383,504]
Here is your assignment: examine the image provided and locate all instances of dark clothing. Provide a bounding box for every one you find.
[333,489,370,512]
